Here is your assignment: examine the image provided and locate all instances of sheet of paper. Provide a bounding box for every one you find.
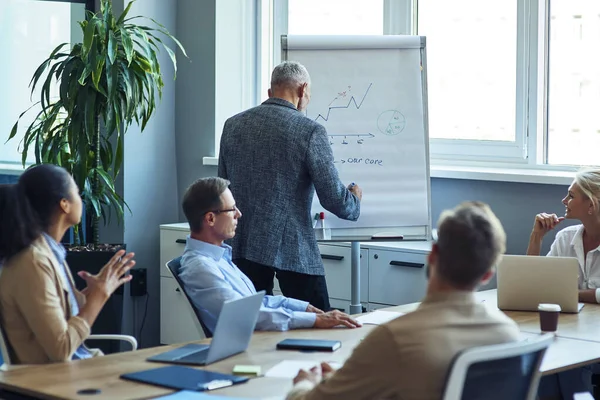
[154,390,255,399]
[356,310,404,325]
[265,360,342,379]
[155,391,282,400]
[574,393,595,400]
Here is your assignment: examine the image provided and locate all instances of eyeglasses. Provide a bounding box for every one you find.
[206,205,238,215]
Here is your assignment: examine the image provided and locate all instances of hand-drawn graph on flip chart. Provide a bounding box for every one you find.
[282,35,431,240]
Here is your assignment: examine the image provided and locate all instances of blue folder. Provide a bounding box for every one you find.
[120,365,249,391]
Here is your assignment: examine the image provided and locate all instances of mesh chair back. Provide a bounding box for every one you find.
[166,257,213,338]
[442,334,554,400]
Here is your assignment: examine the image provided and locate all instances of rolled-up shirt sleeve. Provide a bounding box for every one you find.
[265,295,310,312]
[262,295,316,330]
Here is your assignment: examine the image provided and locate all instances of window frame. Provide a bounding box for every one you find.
[204,0,582,183]
[0,0,95,174]
[258,0,581,175]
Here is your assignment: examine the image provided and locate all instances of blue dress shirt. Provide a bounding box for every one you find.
[179,236,316,333]
[42,233,92,360]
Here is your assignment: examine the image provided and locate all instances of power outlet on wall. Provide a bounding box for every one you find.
[130,268,147,297]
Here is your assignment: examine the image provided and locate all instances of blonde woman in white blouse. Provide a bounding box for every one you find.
[527,168,600,304]
[528,170,600,400]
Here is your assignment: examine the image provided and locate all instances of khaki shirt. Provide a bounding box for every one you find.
[287,291,521,400]
[0,237,99,364]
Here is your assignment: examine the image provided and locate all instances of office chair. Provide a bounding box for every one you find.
[165,257,212,338]
[442,333,554,400]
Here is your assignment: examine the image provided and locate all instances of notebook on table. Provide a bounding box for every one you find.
[276,339,341,352]
[120,365,248,391]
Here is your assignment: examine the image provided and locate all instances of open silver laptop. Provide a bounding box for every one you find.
[497,255,583,313]
[148,291,265,365]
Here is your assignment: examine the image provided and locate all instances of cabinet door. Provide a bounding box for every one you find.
[319,244,368,303]
[160,277,203,344]
[160,229,189,277]
[368,249,427,305]
[367,302,394,311]
[329,298,351,313]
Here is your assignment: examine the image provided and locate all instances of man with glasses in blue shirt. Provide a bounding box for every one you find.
[178,177,361,334]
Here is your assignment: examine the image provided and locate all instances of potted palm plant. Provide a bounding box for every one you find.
[8,0,186,351]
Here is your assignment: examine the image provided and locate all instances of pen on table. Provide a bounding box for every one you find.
[320,212,326,229]
[313,212,320,228]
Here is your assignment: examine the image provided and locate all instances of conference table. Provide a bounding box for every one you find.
[1,289,600,400]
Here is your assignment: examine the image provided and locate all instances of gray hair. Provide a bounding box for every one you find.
[270,61,311,88]
[575,168,600,211]
[435,201,506,288]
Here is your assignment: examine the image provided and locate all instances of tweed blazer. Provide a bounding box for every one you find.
[0,237,99,364]
[218,97,361,275]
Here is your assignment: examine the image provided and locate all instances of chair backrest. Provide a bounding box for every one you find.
[0,268,11,368]
[0,322,11,369]
[442,333,554,400]
[165,257,212,338]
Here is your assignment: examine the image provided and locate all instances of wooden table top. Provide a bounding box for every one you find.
[2,290,600,400]
[471,289,600,343]
[0,326,373,400]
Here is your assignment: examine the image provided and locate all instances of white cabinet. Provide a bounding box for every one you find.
[367,302,397,312]
[368,248,428,306]
[160,276,203,344]
[160,223,196,344]
[329,298,351,313]
[159,226,188,277]
[319,244,368,304]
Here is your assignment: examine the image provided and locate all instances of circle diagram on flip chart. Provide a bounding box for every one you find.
[377,110,406,136]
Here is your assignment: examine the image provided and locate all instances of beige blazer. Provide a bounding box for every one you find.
[287,291,521,400]
[0,237,99,364]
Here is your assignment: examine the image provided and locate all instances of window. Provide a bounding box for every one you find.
[418,1,517,143]
[258,0,387,104]
[288,0,384,35]
[547,1,600,166]
[418,0,528,162]
[267,0,600,170]
[0,0,87,167]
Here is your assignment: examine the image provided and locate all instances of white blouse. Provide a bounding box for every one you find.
[548,224,600,301]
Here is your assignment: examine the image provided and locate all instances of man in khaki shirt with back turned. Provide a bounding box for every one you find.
[287,201,521,400]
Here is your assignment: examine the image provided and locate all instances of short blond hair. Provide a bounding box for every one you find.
[574,168,600,212]
[436,201,506,288]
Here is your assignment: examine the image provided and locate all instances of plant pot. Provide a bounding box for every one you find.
[66,245,126,355]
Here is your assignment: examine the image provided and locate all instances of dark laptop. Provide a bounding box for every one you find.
[148,291,264,366]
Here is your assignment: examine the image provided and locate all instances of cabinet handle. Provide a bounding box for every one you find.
[321,254,344,261]
[175,239,186,244]
[175,288,181,292]
[389,261,424,269]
